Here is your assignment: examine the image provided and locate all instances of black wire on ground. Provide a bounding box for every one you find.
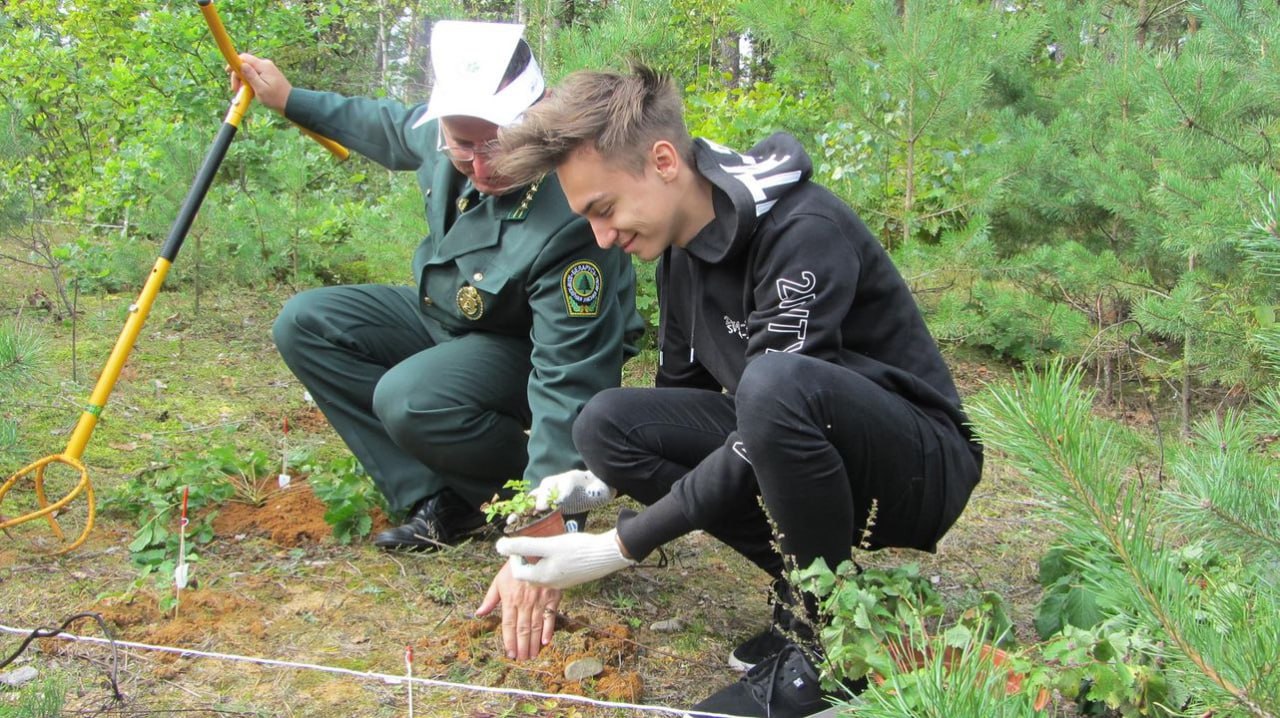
[0,611,123,701]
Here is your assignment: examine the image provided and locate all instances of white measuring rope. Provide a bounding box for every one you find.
[0,623,752,718]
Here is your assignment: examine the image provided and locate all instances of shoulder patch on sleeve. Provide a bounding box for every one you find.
[562,260,603,317]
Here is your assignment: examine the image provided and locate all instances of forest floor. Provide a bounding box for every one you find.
[0,275,1051,717]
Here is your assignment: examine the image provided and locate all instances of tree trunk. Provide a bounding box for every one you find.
[1136,0,1149,48]
[1096,293,1114,405]
[1180,336,1192,436]
[1181,252,1196,436]
[194,229,202,317]
[377,0,388,96]
[902,73,916,250]
[71,277,79,384]
[408,11,430,100]
[719,32,742,86]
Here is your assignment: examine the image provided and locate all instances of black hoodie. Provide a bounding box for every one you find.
[616,133,982,560]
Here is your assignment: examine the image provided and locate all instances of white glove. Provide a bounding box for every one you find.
[530,469,616,514]
[496,528,636,590]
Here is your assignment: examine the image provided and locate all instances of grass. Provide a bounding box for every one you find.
[7,673,67,717]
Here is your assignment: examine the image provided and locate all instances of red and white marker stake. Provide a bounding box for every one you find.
[278,416,291,489]
[405,644,414,717]
[174,486,191,615]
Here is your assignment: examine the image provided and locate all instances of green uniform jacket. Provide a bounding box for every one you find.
[285,89,644,487]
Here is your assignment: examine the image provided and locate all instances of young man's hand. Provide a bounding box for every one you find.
[476,558,562,660]
[229,53,292,113]
[496,529,635,589]
[531,469,615,514]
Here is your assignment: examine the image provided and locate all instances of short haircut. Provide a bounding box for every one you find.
[495,64,694,187]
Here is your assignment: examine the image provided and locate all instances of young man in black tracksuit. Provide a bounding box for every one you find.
[486,66,983,718]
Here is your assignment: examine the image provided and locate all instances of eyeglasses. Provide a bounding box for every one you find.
[436,126,500,163]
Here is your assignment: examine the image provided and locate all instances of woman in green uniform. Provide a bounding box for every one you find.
[232,23,643,563]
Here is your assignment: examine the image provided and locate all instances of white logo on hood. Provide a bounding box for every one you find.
[702,139,805,217]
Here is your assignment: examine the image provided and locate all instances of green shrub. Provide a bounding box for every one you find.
[103,440,276,591]
[685,78,829,152]
[795,560,1037,715]
[303,454,386,545]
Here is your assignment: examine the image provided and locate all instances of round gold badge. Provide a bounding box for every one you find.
[456,285,484,320]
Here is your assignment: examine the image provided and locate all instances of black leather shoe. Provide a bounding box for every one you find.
[373,488,488,551]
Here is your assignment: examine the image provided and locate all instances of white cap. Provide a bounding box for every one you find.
[410,20,544,130]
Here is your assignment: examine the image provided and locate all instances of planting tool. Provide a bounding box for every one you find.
[0,0,348,554]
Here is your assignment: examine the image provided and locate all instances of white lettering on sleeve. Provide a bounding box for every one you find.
[765,272,817,354]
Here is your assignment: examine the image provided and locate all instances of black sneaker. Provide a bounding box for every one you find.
[688,643,859,718]
[729,624,790,672]
[372,488,488,551]
[729,579,799,671]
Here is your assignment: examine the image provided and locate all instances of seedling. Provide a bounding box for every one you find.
[481,479,538,528]
[481,479,563,537]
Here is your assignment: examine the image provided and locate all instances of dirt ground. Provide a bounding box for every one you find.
[0,288,1045,717]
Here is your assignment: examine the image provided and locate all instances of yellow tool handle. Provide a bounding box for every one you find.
[198,0,350,161]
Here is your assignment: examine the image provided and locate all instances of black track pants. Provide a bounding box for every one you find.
[575,352,980,579]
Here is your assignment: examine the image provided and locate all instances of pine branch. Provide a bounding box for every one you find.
[971,364,1279,717]
[1201,499,1280,554]
[1154,60,1268,188]
[1145,0,1190,26]
[1163,412,1280,558]
[0,355,24,377]
[0,321,46,393]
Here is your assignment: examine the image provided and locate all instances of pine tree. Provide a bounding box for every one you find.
[993,0,1280,421]
[734,0,1042,248]
[970,360,1280,717]
[0,106,47,461]
[0,309,44,468]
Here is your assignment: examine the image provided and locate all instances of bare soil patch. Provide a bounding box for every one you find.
[210,478,356,548]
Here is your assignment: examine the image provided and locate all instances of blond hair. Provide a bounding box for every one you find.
[495,64,693,186]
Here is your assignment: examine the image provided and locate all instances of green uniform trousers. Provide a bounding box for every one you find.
[273,283,533,513]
